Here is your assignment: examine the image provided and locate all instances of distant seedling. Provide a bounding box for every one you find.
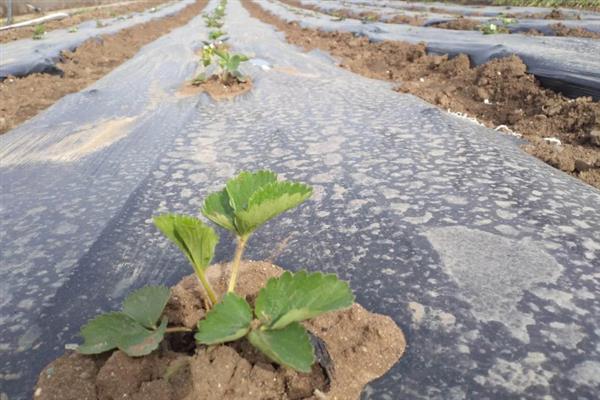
[32,24,45,40]
[480,22,509,34]
[200,43,250,85]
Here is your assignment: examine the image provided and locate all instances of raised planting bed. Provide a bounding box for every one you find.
[245,0,600,190]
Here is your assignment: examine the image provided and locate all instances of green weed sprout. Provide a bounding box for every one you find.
[68,26,79,33]
[32,24,45,40]
[202,171,312,292]
[196,271,354,372]
[153,215,220,305]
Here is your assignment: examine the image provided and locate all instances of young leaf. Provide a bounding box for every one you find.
[255,271,354,330]
[247,322,314,373]
[122,286,171,329]
[78,312,130,354]
[225,170,277,212]
[79,313,168,357]
[234,181,312,235]
[202,189,236,232]
[153,214,218,271]
[119,317,168,357]
[195,293,253,345]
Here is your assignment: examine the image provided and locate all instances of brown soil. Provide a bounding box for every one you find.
[178,75,253,101]
[241,0,600,190]
[550,23,600,38]
[431,17,481,30]
[0,0,208,135]
[0,0,172,43]
[35,261,406,400]
[280,0,424,26]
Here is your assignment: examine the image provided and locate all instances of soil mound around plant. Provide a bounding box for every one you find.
[550,23,600,38]
[34,261,406,400]
[0,0,172,44]
[241,0,600,190]
[431,17,480,30]
[0,0,208,135]
[178,75,253,101]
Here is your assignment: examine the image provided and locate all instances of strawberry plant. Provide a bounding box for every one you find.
[202,170,312,292]
[209,29,226,41]
[32,24,45,40]
[480,22,509,34]
[198,43,250,85]
[196,271,353,372]
[213,48,250,83]
[77,170,354,375]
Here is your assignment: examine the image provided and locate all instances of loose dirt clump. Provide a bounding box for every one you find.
[178,75,253,101]
[387,14,424,26]
[431,17,481,31]
[35,261,406,400]
[0,0,172,43]
[550,23,600,39]
[0,0,208,135]
[241,0,600,190]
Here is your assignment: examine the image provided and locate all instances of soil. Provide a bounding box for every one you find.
[550,23,600,38]
[0,0,208,136]
[241,0,600,190]
[280,0,426,26]
[431,17,481,30]
[178,75,253,101]
[0,0,172,44]
[34,261,406,400]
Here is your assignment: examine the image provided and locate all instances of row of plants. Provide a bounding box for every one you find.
[192,0,250,86]
[78,170,354,372]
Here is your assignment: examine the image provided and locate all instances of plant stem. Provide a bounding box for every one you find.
[196,268,218,307]
[227,235,248,293]
[165,327,192,333]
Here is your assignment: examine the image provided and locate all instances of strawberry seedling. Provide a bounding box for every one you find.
[77,170,352,375]
[32,24,45,40]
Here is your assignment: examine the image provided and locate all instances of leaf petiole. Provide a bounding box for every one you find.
[165,327,192,333]
[195,266,218,306]
[227,235,249,292]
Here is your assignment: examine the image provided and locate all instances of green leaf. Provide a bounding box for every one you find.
[122,286,171,329]
[228,55,242,72]
[248,322,314,373]
[119,317,168,357]
[78,312,168,357]
[255,271,354,330]
[195,293,253,345]
[202,190,236,232]
[225,170,277,212]
[78,312,128,354]
[234,181,312,236]
[153,214,218,271]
